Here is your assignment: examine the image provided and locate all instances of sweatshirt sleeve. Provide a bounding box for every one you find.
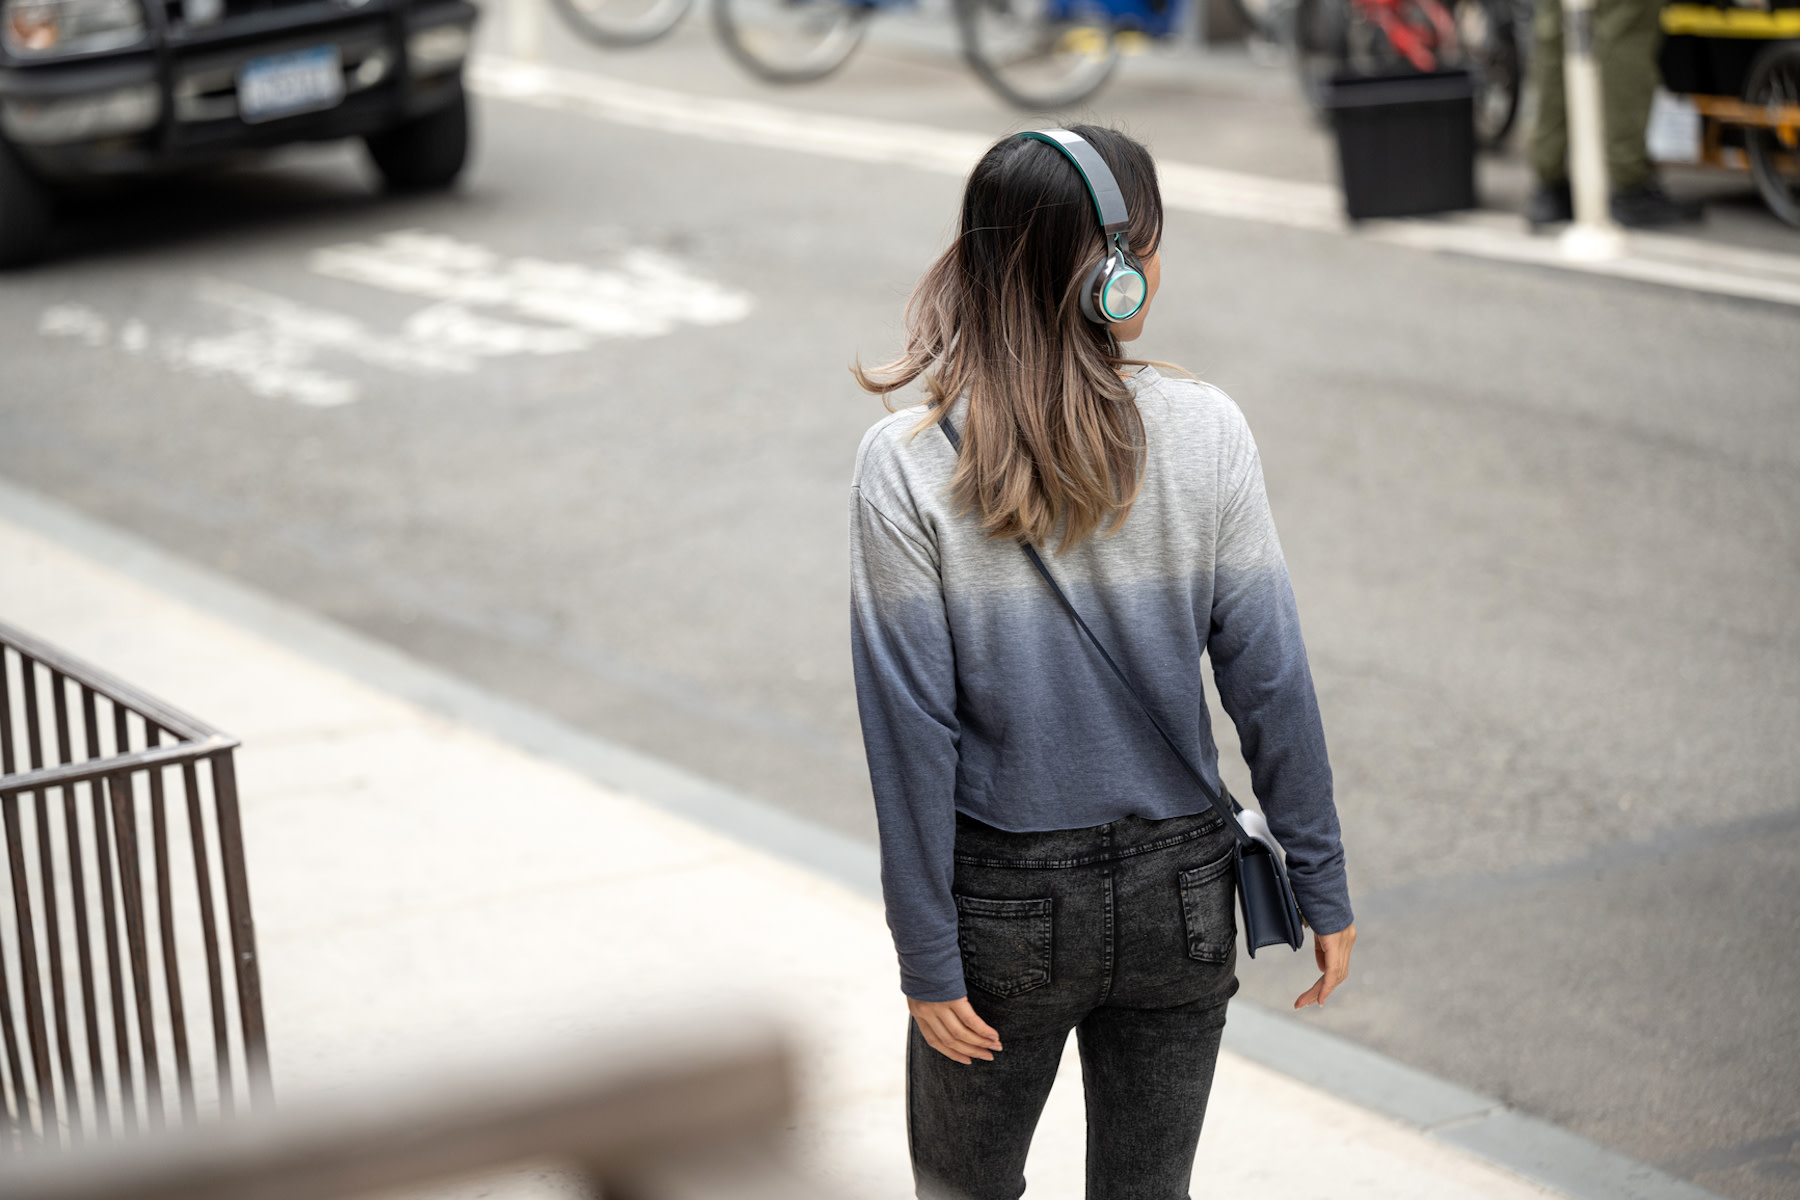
[849,467,965,1001]
[1207,409,1353,935]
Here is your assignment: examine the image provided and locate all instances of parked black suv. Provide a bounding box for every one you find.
[0,0,478,263]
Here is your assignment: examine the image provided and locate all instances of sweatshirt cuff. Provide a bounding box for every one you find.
[898,941,966,1002]
[1290,871,1354,937]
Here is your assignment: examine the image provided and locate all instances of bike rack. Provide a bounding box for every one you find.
[0,620,269,1149]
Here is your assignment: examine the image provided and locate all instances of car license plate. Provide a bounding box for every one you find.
[238,46,344,125]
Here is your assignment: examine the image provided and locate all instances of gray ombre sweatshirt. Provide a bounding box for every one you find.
[849,367,1352,1002]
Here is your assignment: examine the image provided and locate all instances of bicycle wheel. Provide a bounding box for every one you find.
[1453,0,1520,147]
[955,0,1119,111]
[1745,42,1800,228]
[712,0,871,82]
[1290,0,1346,121]
[549,0,692,47]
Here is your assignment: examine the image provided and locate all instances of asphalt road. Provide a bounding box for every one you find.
[3,22,1797,1200]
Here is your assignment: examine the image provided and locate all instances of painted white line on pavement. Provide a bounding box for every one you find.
[35,234,755,408]
[38,289,423,409]
[311,230,754,337]
[469,56,1800,310]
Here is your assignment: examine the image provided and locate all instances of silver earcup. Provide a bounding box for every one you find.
[1100,266,1147,321]
[1079,245,1148,325]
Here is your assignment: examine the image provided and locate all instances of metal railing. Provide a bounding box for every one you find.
[0,619,269,1149]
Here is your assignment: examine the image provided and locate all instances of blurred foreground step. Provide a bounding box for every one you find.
[0,1030,813,1200]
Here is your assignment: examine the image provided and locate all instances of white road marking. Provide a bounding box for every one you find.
[168,327,361,409]
[36,235,755,407]
[402,302,592,356]
[38,304,110,345]
[468,55,1800,309]
[310,230,754,337]
[197,279,478,378]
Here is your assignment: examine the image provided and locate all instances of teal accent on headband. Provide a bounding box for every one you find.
[1018,128,1147,326]
[1019,129,1133,234]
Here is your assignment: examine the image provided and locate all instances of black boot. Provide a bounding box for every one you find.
[1527,180,1574,229]
[1610,181,1704,228]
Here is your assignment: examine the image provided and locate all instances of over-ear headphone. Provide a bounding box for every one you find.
[1019,129,1148,327]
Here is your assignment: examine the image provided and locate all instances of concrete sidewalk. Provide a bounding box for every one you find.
[0,488,1578,1200]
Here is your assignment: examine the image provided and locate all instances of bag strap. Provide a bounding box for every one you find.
[939,417,1255,849]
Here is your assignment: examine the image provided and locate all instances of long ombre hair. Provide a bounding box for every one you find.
[855,125,1164,553]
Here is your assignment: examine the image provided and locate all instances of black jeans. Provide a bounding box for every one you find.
[907,809,1239,1200]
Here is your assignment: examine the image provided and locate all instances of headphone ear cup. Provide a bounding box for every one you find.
[1078,257,1110,325]
[1101,250,1147,322]
[1079,251,1149,326]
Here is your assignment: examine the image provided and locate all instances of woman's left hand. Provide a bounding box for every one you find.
[908,996,1002,1064]
[1294,923,1356,1009]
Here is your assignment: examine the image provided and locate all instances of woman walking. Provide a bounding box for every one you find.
[849,125,1355,1200]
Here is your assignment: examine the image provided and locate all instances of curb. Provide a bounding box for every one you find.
[0,475,1722,1200]
[1221,1007,1720,1200]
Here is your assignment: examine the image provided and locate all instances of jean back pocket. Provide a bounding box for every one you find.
[1178,849,1237,964]
[954,894,1053,998]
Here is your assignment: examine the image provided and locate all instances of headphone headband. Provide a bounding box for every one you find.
[1018,129,1132,236]
[1016,128,1147,326]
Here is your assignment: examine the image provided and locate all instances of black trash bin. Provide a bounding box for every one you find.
[1328,70,1477,220]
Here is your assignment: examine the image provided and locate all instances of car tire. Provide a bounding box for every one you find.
[0,139,52,269]
[364,86,470,192]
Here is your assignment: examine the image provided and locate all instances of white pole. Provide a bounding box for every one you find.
[1559,0,1623,259]
[508,0,543,61]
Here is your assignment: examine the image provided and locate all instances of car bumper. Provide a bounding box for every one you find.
[0,0,476,179]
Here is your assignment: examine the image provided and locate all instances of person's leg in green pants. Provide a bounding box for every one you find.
[1529,0,1571,199]
[1598,0,1663,193]
[1598,0,1702,223]
[1525,0,1701,225]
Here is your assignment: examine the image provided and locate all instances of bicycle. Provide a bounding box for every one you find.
[1742,42,1800,227]
[710,0,1137,107]
[955,0,1171,109]
[550,0,695,47]
[711,0,877,83]
[1658,7,1800,228]
[1291,0,1522,147]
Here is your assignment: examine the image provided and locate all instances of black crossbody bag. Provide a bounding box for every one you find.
[941,419,1306,956]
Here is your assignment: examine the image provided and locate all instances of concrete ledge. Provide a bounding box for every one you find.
[0,475,1722,1200]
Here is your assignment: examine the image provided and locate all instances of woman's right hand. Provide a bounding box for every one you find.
[909,996,1003,1064]
[1294,923,1357,1009]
